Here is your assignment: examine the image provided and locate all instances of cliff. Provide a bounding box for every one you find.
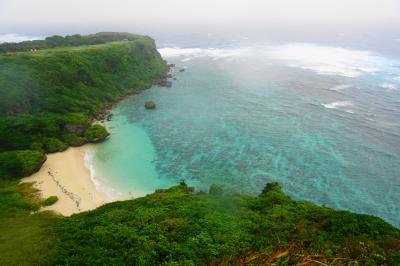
[0,33,167,179]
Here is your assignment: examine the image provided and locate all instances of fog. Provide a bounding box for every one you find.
[1,0,400,55]
[1,0,399,31]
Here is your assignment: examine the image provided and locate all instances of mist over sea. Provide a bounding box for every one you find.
[3,31,398,226]
[83,33,400,227]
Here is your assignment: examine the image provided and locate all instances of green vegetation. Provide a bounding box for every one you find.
[42,196,59,206]
[0,32,141,53]
[0,150,46,180]
[0,32,166,178]
[0,35,165,115]
[0,181,60,266]
[0,175,399,265]
[209,183,223,195]
[84,124,110,142]
[54,182,400,265]
[0,33,399,265]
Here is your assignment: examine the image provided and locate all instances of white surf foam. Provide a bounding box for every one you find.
[159,43,397,80]
[84,149,117,201]
[159,43,384,77]
[329,84,353,91]
[322,101,353,109]
[264,43,381,77]
[158,47,249,61]
[381,83,398,90]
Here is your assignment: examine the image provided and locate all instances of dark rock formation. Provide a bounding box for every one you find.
[145,101,156,109]
[65,124,89,135]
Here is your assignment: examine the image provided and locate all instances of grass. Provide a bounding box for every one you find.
[0,181,61,265]
[8,41,135,57]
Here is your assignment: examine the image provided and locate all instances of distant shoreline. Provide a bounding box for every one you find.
[22,145,110,216]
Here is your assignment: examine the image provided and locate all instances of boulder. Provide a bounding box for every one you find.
[65,124,90,135]
[145,101,156,109]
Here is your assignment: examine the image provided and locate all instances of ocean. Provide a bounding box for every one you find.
[88,41,400,227]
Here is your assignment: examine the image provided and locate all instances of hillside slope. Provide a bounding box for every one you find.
[0,33,167,179]
[55,182,400,265]
[0,36,165,115]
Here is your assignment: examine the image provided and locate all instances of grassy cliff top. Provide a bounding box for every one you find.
[0,32,144,53]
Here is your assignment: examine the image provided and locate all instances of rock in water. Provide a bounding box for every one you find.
[145,101,156,109]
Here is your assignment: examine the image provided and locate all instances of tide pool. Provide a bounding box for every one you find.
[91,43,400,227]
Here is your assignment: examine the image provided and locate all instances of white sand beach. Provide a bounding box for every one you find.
[22,145,110,216]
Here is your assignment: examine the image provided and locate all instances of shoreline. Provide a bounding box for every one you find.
[19,63,174,217]
[22,145,111,216]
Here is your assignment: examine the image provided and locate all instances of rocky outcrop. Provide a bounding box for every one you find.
[65,124,90,135]
[145,101,156,109]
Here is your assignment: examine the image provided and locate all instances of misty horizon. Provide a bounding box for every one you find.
[1,0,400,57]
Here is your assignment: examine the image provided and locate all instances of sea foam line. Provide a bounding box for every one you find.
[329,84,353,91]
[381,83,398,90]
[322,101,353,109]
[159,43,400,79]
[84,149,117,201]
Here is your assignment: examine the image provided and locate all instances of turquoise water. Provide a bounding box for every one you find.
[92,43,400,227]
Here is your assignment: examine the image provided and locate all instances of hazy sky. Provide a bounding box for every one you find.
[1,0,399,33]
[1,0,400,57]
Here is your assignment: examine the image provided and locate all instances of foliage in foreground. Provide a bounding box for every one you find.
[55,182,400,265]
[0,150,46,180]
[0,181,60,266]
[42,196,59,206]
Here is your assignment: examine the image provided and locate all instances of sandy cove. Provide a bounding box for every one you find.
[22,145,110,216]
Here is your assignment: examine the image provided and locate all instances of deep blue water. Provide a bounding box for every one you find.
[91,43,400,227]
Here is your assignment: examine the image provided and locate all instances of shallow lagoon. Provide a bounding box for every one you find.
[91,43,400,227]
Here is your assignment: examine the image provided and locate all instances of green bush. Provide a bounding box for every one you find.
[0,181,60,265]
[43,137,67,153]
[0,113,91,152]
[0,150,46,180]
[209,184,223,195]
[42,196,59,206]
[84,124,109,142]
[54,183,400,265]
[64,134,87,146]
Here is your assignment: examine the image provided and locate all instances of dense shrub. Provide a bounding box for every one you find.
[54,183,400,265]
[43,138,67,153]
[0,113,91,152]
[64,134,87,146]
[209,184,223,195]
[42,196,59,206]
[0,181,60,265]
[0,150,46,180]
[84,124,109,142]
